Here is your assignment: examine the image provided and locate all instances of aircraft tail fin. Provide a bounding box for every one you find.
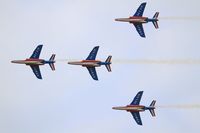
[105,56,112,72]
[153,12,159,19]
[149,100,156,117]
[152,12,159,29]
[49,54,56,71]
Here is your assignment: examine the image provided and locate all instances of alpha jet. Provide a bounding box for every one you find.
[68,46,112,81]
[11,45,55,79]
[115,2,159,38]
[112,91,156,125]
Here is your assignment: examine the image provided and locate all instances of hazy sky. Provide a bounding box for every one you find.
[1,0,200,133]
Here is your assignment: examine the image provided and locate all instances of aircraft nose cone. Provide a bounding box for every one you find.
[112,107,118,110]
[11,60,24,64]
[11,60,16,63]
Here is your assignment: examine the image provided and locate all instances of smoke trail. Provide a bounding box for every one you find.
[156,104,200,109]
[55,59,200,65]
[55,59,68,62]
[55,59,77,62]
[159,16,200,20]
[113,59,200,65]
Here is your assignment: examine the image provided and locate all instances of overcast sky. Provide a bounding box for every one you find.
[1,0,200,133]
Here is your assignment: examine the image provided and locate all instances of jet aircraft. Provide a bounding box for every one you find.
[112,91,156,125]
[68,46,112,81]
[11,45,55,79]
[115,2,159,38]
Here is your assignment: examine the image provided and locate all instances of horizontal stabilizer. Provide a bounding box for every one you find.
[152,21,159,29]
[153,12,159,19]
[150,100,156,107]
[49,63,55,71]
[49,54,56,61]
[152,12,159,29]
[49,54,56,71]
[149,100,156,117]
[149,109,156,117]
[105,56,112,72]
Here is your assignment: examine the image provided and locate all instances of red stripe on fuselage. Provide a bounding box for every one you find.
[127,105,144,108]
[81,60,101,63]
[26,58,43,61]
[129,16,147,19]
[126,105,145,112]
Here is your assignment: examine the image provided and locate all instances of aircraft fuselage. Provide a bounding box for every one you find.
[112,105,155,112]
[11,59,54,66]
[68,60,110,67]
[115,16,158,24]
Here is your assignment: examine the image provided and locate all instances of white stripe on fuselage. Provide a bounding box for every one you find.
[129,19,146,23]
[25,61,44,65]
[11,60,44,65]
[115,18,147,23]
[68,61,100,67]
[112,106,145,111]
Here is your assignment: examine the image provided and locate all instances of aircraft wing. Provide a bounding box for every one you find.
[131,112,143,125]
[134,24,146,38]
[30,65,42,79]
[86,67,98,80]
[30,45,43,59]
[134,2,146,16]
[86,46,99,60]
[131,91,143,105]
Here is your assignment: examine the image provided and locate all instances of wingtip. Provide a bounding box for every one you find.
[38,44,43,47]
[141,35,146,38]
[37,75,42,80]
[142,2,147,5]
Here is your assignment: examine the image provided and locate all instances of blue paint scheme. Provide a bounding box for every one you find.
[133,2,146,16]
[44,60,55,64]
[31,65,42,79]
[68,46,112,81]
[29,46,56,79]
[131,91,144,105]
[133,24,145,38]
[116,2,159,38]
[131,112,142,125]
[30,45,43,59]
[86,46,99,60]
[85,46,112,80]
[88,56,111,81]
[87,67,98,80]
[129,91,156,125]
[133,3,159,38]
[98,61,111,65]
[12,45,56,79]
